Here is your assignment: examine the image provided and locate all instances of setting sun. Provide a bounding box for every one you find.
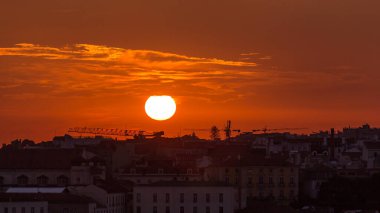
[145,96,176,121]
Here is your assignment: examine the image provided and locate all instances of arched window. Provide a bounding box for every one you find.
[37,175,49,186]
[57,175,69,186]
[17,175,29,186]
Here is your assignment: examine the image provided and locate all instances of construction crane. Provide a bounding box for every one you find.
[252,127,308,134]
[224,120,241,141]
[67,127,164,138]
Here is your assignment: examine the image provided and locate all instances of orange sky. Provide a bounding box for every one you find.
[0,0,379,143]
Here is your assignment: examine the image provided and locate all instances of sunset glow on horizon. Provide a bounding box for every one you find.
[0,0,379,143]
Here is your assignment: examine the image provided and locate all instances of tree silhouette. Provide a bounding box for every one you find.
[210,125,220,141]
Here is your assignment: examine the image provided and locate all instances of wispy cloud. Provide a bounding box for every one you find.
[0,43,260,101]
[0,43,256,69]
[240,52,259,56]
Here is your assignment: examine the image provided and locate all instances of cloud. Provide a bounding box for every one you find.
[240,52,259,56]
[0,43,256,69]
[0,43,260,102]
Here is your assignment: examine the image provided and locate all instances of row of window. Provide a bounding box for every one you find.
[0,175,69,186]
[133,176,196,184]
[136,206,224,213]
[3,207,44,213]
[107,195,126,206]
[225,168,295,174]
[136,193,224,203]
[130,169,198,175]
[225,176,295,185]
[248,189,296,199]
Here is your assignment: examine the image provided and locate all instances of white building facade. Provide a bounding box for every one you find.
[133,182,236,213]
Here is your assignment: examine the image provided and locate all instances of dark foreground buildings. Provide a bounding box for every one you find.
[0,124,380,213]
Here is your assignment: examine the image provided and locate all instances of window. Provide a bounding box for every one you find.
[136,193,141,203]
[12,207,16,213]
[279,190,285,199]
[180,193,184,203]
[0,176,4,185]
[180,206,184,213]
[268,176,273,185]
[165,206,170,213]
[153,193,157,203]
[37,175,48,186]
[290,176,295,185]
[235,176,239,184]
[187,169,193,174]
[158,169,164,174]
[57,175,69,186]
[17,175,28,185]
[21,208,25,213]
[153,206,157,213]
[165,193,170,203]
[225,176,229,184]
[193,193,197,203]
[248,177,252,185]
[219,207,224,213]
[206,207,210,213]
[258,176,264,184]
[31,207,35,213]
[40,208,44,213]
[136,206,141,213]
[4,208,8,213]
[193,207,197,213]
[206,193,210,203]
[279,176,284,185]
[219,193,223,203]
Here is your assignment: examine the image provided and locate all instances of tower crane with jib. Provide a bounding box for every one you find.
[251,127,308,134]
[224,120,241,142]
[67,127,164,139]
